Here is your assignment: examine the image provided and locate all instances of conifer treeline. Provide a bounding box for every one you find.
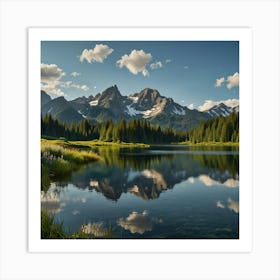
[41,114,182,143]
[185,113,239,143]
[41,114,98,140]
[41,112,239,144]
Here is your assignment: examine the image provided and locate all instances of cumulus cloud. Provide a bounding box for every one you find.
[150,61,163,70]
[71,71,81,77]
[117,211,152,234]
[80,44,114,63]
[226,72,239,89]
[214,72,239,90]
[117,49,152,77]
[41,63,65,96]
[60,81,89,91]
[184,65,189,69]
[198,99,239,112]
[41,63,65,83]
[215,77,225,87]
[165,59,172,63]
[41,84,64,96]
[81,85,89,91]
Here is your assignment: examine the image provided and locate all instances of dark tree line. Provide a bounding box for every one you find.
[41,114,98,140]
[41,113,239,144]
[41,114,182,143]
[98,119,181,143]
[185,113,239,143]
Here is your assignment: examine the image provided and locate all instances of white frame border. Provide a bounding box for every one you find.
[28,27,252,253]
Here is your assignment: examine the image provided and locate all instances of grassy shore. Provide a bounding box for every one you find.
[41,138,149,189]
[177,141,239,147]
[41,139,102,189]
[41,210,113,239]
[41,138,150,149]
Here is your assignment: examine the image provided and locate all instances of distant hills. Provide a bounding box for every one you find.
[41,85,238,131]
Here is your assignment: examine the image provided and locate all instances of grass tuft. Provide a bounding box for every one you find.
[41,139,102,190]
[41,210,114,239]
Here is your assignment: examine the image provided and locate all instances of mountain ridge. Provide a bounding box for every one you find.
[41,85,238,130]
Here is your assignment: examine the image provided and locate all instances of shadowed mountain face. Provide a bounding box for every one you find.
[41,90,52,107]
[41,85,212,130]
[41,95,84,124]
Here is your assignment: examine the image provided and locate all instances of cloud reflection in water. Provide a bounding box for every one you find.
[199,174,239,188]
[41,191,63,214]
[216,198,239,213]
[117,210,153,234]
[81,222,107,237]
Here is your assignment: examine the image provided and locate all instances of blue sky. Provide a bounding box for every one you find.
[41,41,239,110]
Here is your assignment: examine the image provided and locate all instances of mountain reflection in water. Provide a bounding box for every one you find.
[61,147,239,201]
[41,146,239,239]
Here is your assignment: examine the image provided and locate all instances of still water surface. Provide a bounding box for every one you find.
[41,145,239,238]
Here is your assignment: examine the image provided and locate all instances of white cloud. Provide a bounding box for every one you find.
[60,81,89,91]
[150,61,163,70]
[41,84,64,96]
[184,65,189,69]
[165,59,172,63]
[215,77,225,87]
[142,69,149,77]
[71,71,81,77]
[214,72,239,90]
[117,211,152,234]
[41,63,65,83]
[117,49,152,77]
[81,85,89,91]
[80,44,114,63]
[187,103,194,110]
[198,99,239,112]
[41,63,65,96]
[226,72,239,89]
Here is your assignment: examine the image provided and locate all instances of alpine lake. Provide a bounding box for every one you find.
[41,144,239,239]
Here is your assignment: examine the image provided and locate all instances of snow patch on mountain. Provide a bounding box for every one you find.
[90,100,99,106]
[126,104,163,118]
[128,96,139,103]
[173,106,186,115]
[126,104,142,116]
[78,110,87,118]
[199,99,239,112]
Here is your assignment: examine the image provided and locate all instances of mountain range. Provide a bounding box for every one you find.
[41,85,238,131]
